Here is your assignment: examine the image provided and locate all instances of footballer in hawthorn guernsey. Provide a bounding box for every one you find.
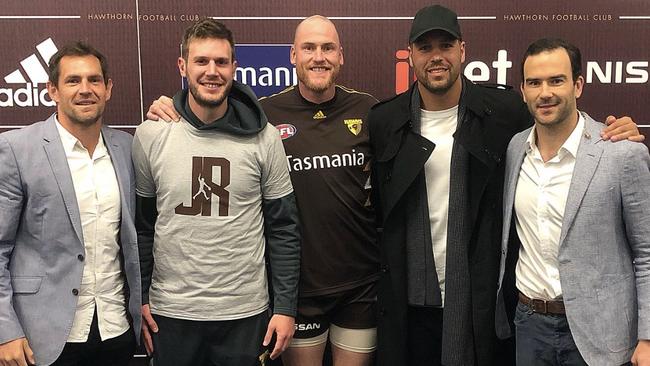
[145,15,381,366]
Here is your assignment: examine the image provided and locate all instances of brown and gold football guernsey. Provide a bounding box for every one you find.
[260,85,380,297]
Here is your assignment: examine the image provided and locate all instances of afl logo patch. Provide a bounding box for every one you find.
[276,124,297,140]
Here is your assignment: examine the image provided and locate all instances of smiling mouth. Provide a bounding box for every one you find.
[537,103,558,110]
[75,100,96,106]
[201,83,223,89]
[426,66,449,76]
[309,66,331,72]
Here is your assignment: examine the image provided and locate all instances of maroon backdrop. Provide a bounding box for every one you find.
[1,1,648,364]
[1,1,648,138]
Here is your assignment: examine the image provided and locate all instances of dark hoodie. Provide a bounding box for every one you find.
[173,80,268,135]
[136,80,301,318]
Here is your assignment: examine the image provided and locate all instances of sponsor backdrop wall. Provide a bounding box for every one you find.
[0,0,648,363]
[1,0,649,141]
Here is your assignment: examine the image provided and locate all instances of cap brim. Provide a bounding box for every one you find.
[410,27,461,43]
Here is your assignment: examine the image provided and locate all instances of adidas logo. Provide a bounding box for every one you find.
[1,38,57,107]
[312,110,326,120]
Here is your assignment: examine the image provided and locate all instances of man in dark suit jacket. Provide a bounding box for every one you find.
[368,5,642,366]
[0,42,141,366]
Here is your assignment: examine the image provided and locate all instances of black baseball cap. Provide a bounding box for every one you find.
[409,5,462,44]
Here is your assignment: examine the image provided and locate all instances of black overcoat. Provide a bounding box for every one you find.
[368,78,531,366]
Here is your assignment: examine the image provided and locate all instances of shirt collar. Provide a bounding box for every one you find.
[525,111,585,160]
[560,112,585,159]
[54,115,107,158]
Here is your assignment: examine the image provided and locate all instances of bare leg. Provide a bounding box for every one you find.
[331,344,374,366]
[281,343,327,366]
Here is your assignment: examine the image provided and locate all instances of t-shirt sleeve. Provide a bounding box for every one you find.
[260,125,293,199]
[132,127,156,198]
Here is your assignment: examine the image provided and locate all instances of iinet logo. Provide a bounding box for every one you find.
[1,38,58,107]
[394,49,513,94]
[394,48,649,93]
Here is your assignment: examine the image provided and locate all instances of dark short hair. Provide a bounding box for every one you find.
[521,38,582,82]
[48,41,109,86]
[182,18,235,61]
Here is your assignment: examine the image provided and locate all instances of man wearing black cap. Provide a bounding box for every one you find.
[368,5,642,366]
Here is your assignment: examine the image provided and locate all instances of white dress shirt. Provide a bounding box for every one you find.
[514,114,585,301]
[420,106,459,305]
[55,119,129,342]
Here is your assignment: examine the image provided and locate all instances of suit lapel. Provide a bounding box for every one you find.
[559,117,604,246]
[102,126,126,199]
[102,126,130,246]
[41,115,84,246]
[504,131,529,241]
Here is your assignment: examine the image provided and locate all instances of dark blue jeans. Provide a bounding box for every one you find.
[514,300,587,366]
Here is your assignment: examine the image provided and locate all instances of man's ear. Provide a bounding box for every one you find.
[290,45,297,66]
[459,40,466,64]
[46,81,60,103]
[178,57,187,78]
[105,78,113,102]
[574,75,585,99]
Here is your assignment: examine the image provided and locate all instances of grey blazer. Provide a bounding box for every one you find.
[0,114,141,365]
[495,114,650,366]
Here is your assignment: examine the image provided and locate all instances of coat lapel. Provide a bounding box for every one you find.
[41,115,84,246]
[376,89,435,219]
[382,132,434,220]
[455,81,513,226]
[559,116,604,246]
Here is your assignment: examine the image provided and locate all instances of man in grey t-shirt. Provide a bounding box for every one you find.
[132,19,300,366]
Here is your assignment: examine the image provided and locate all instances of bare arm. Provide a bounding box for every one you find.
[146,96,179,122]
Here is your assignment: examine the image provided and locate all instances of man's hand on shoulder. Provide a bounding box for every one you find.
[632,339,650,366]
[263,314,295,360]
[602,115,645,142]
[146,96,179,122]
[0,337,34,366]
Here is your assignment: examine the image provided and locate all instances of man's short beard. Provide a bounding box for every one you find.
[302,79,331,93]
[64,108,104,127]
[297,66,339,94]
[188,81,232,109]
[418,71,458,96]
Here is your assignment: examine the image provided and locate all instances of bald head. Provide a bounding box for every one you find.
[291,15,344,103]
[294,15,341,46]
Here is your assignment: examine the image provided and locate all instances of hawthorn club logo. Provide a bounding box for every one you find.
[344,118,362,136]
[175,156,231,216]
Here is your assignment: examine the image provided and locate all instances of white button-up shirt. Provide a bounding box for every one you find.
[55,119,129,342]
[514,114,585,301]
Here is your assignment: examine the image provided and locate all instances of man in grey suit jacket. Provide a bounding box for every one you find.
[495,38,650,366]
[0,42,141,365]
